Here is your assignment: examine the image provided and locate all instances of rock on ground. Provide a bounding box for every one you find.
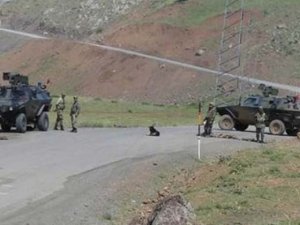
[129,195,197,225]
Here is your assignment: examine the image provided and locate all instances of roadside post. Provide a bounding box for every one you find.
[197,102,203,136]
[197,102,204,160]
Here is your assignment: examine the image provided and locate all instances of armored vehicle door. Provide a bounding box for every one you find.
[24,87,40,121]
[239,96,260,124]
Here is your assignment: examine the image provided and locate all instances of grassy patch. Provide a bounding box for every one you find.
[182,142,300,225]
[48,95,198,128]
[146,0,300,28]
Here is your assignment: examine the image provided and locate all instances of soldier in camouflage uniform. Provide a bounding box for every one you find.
[70,96,80,133]
[255,106,266,143]
[54,93,66,130]
[203,102,216,137]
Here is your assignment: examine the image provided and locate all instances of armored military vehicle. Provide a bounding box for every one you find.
[0,72,52,133]
[217,85,300,136]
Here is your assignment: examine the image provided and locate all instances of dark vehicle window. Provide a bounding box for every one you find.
[12,89,26,98]
[11,89,30,101]
[0,88,7,97]
[243,97,259,107]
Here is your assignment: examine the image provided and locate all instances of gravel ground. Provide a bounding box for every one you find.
[0,126,292,225]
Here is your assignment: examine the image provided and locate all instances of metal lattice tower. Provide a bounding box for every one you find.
[216,0,245,105]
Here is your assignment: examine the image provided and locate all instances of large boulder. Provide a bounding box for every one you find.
[149,195,196,225]
[129,195,197,225]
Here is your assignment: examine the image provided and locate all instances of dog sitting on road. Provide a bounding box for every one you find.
[149,126,160,136]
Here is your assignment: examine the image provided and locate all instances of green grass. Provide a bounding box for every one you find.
[146,0,300,28]
[48,96,199,128]
[183,143,300,225]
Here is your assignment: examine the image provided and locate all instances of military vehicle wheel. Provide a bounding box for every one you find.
[218,115,234,130]
[286,129,298,136]
[1,123,11,132]
[37,112,49,131]
[269,119,285,135]
[16,113,27,133]
[234,123,249,131]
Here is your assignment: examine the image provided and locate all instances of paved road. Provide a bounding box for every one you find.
[1,27,300,93]
[0,126,291,224]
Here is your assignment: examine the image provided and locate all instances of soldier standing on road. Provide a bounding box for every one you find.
[70,96,80,133]
[54,93,66,131]
[255,106,266,143]
[202,102,216,137]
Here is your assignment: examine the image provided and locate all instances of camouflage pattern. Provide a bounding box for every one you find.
[203,103,216,136]
[70,97,80,132]
[255,108,266,142]
[54,94,65,130]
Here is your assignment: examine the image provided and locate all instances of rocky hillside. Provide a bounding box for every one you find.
[0,0,153,38]
[1,0,300,103]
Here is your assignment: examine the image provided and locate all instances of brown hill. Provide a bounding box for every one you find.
[0,39,214,104]
[1,0,300,104]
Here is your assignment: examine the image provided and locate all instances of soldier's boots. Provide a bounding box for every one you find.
[54,125,64,131]
[71,128,77,133]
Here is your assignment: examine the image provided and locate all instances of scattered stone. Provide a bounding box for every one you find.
[103,212,112,221]
[142,199,151,205]
[195,48,206,56]
[159,64,166,69]
[153,163,158,166]
[157,191,165,198]
[297,132,300,139]
[128,216,147,225]
[276,23,288,30]
[0,136,8,140]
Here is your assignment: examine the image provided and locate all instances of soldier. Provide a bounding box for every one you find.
[70,96,80,133]
[202,102,216,137]
[54,93,66,131]
[255,106,266,143]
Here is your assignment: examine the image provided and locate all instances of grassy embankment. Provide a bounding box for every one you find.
[149,0,300,27]
[180,141,300,225]
[49,96,200,128]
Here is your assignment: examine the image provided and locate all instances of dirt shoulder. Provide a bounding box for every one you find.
[130,139,300,225]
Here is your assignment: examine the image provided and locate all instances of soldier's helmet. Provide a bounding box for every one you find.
[73,96,78,100]
[258,106,264,112]
[209,102,215,107]
[61,93,66,98]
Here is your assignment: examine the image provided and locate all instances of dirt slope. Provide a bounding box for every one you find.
[1,0,300,103]
[0,39,214,103]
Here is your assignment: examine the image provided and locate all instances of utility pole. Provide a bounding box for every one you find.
[215,0,245,106]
